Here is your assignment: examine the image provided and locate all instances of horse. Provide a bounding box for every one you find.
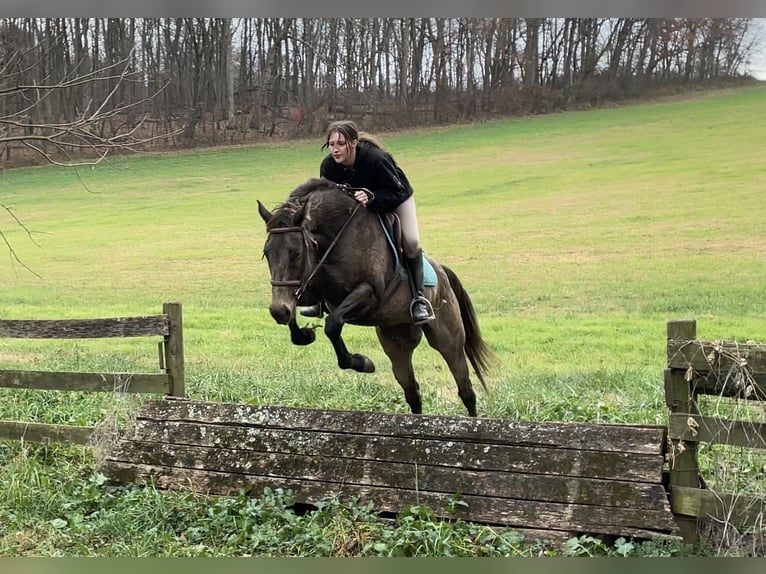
[257,177,494,417]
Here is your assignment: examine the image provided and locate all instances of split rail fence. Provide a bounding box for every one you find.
[0,302,184,445]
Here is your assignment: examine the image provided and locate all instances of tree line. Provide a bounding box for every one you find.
[0,18,760,166]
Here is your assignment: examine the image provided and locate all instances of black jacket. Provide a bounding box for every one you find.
[320,141,414,212]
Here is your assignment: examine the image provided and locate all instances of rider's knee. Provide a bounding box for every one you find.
[402,239,421,259]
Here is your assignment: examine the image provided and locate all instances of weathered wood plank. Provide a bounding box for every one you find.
[104,439,670,510]
[162,303,185,398]
[121,419,664,482]
[667,339,766,400]
[139,399,666,455]
[0,315,170,339]
[0,370,169,394]
[0,420,94,445]
[668,413,766,450]
[98,399,678,542]
[99,462,679,538]
[670,486,766,528]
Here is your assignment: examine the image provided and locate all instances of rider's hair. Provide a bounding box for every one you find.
[322,120,384,151]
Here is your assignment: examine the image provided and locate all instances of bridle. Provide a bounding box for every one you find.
[267,225,315,292]
[266,185,373,300]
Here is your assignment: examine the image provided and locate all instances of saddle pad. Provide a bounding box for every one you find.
[422,257,437,287]
[377,213,437,287]
[395,255,437,287]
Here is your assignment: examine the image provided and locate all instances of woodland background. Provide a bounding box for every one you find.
[0,18,762,167]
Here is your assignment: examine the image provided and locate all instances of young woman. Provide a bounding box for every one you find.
[301,120,435,324]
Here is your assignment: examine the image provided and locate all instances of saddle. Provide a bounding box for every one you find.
[334,183,437,286]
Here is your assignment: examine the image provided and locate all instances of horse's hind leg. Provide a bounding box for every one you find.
[422,310,477,417]
[375,325,423,414]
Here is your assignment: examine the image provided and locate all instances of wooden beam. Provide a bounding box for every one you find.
[162,303,185,397]
[98,398,678,543]
[138,399,667,456]
[107,438,671,509]
[0,420,94,445]
[667,339,766,400]
[670,486,766,528]
[116,421,666,483]
[0,315,169,339]
[668,413,766,450]
[0,370,169,394]
[99,462,679,539]
[665,320,702,544]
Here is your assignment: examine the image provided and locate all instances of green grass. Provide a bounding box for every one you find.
[1,85,766,556]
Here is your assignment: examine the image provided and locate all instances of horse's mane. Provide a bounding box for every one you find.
[267,178,344,230]
[288,177,335,203]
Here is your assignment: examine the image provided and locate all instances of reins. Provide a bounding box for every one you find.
[267,185,374,300]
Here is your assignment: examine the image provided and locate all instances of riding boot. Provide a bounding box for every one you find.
[405,251,435,324]
[300,302,324,318]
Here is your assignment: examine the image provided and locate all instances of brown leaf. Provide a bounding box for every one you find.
[687,416,699,437]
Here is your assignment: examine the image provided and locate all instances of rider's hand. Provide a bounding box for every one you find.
[354,189,369,206]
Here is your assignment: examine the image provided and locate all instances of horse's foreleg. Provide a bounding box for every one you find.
[324,284,377,373]
[376,325,423,414]
[288,318,316,346]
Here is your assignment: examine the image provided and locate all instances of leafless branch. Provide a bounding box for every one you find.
[0,202,42,278]
[0,41,184,273]
[0,45,182,167]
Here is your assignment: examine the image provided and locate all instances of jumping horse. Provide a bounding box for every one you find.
[258,177,493,416]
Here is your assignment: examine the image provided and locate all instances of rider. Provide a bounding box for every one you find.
[300,120,435,325]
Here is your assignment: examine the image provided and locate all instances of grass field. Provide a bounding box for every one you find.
[1,85,765,556]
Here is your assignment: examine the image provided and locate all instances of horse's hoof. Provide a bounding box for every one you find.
[351,354,375,373]
[291,327,316,346]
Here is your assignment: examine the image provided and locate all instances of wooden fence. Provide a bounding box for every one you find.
[0,302,184,445]
[666,319,766,543]
[99,397,679,545]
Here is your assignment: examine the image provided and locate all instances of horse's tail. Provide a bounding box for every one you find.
[442,264,494,392]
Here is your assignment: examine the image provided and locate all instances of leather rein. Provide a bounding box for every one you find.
[267,185,373,300]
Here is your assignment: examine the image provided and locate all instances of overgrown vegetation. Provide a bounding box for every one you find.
[0,441,691,557]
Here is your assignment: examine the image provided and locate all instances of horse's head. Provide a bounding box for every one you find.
[259,178,359,324]
[258,196,314,324]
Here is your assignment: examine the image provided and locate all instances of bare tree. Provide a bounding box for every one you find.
[1,17,760,158]
[0,34,181,274]
[0,46,180,166]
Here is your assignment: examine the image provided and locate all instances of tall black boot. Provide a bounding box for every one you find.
[300,302,324,318]
[405,251,435,324]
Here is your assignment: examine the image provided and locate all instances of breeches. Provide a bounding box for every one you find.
[394,196,422,258]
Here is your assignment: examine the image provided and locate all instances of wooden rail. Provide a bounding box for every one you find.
[0,302,184,445]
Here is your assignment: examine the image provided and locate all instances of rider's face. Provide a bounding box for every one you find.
[328,132,357,167]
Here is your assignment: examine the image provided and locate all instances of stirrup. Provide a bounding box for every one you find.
[410,296,435,325]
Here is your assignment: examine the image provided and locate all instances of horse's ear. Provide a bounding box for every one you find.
[257,200,272,224]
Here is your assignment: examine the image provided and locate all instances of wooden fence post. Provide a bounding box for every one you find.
[665,319,701,543]
[163,302,185,398]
